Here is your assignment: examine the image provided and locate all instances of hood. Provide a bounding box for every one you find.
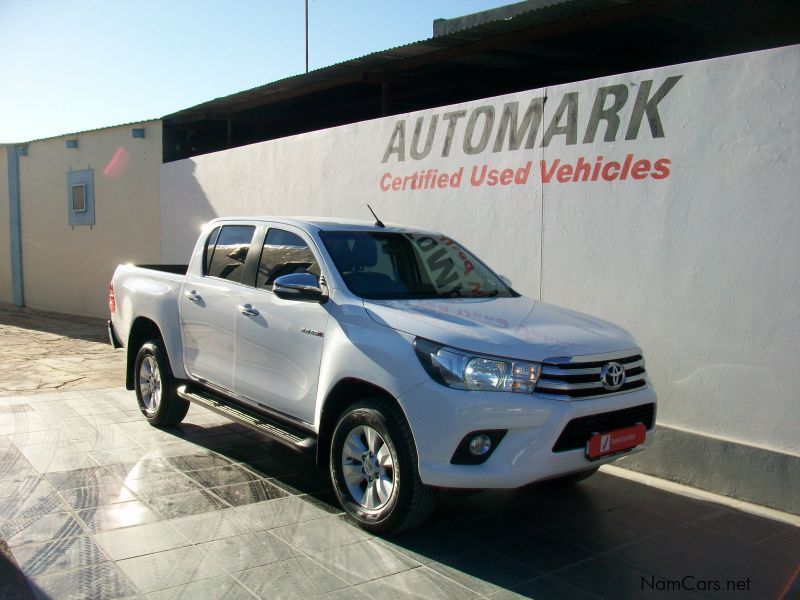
[363,296,638,361]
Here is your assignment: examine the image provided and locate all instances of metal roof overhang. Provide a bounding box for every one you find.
[162,0,800,162]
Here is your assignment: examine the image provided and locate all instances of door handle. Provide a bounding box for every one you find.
[185,290,202,302]
[238,304,259,317]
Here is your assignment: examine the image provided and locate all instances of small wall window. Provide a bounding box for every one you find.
[67,169,95,226]
[71,184,87,212]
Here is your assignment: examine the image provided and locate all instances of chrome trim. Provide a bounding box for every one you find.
[537,372,647,391]
[537,380,605,391]
[541,365,601,377]
[534,380,649,401]
[542,347,642,365]
[541,358,644,377]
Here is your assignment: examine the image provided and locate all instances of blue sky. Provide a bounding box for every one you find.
[0,0,513,143]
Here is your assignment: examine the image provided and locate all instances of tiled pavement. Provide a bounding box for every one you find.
[1,388,798,600]
[0,306,797,599]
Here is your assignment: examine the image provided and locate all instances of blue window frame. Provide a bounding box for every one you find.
[67,169,95,226]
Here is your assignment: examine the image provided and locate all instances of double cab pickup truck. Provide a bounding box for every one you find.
[109,217,656,532]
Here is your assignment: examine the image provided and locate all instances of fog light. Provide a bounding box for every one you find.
[468,434,492,456]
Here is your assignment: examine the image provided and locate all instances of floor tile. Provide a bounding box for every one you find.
[146,574,257,600]
[640,489,728,522]
[117,545,222,593]
[194,530,301,574]
[696,509,789,543]
[77,500,162,532]
[170,507,265,544]
[606,522,756,578]
[761,526,800,557]
[232,495,334,530]
[488,575,601,599]
[270,515,371,554]
[554,556,662,600]
[44,466,118,490]
[427,548,541,595]
[700,542,799,599]
[0,480,65,522]
[94,520,193,560]
[147,489,229,519]
[123,473,201,500]
[107,457,183,481]
[0,475,43,500]
[12,535,105,577]
[312,539,420,585]
[88,446,153,466]
[168,453,235,472]
[72,433,138,452]
[210,479,288,506]
[234,556,349,599]
[0,454,35,481]
[31,561,137,600]
[2,512,84,547]
[494,531,593,574]
[375,522,483,565]
[184,464,259,489]
[59,482,137,510]
[268,472,332,496]
[354,565,479,599]
[546,503,684,552]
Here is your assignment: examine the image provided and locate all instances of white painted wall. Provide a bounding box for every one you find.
[161,45,800,456]
[18,122,162,317]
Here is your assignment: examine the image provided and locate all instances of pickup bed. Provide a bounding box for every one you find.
[109,216,656,532]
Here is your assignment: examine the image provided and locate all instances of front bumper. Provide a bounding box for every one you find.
[398,379,657,488]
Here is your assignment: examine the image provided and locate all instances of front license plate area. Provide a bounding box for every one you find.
[586,423,646,460]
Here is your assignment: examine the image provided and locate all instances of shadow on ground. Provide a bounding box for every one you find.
[170,422,799,600]
[0,304,109,345]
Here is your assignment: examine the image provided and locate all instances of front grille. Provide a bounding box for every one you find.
[552,403,655,452]
[535,350,647,399]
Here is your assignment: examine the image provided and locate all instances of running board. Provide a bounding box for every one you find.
[177,385,316,452]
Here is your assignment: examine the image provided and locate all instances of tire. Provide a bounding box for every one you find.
[329,398,436,534]
[134,339,189,427]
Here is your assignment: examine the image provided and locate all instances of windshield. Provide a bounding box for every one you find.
[319,231,517,300]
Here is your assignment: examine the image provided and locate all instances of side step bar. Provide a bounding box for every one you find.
[177,385,316,453]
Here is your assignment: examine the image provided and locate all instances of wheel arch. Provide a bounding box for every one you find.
[125,317,164,390]
[316,378,414,469]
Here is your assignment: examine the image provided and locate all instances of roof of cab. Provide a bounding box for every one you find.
[209,216,440,235]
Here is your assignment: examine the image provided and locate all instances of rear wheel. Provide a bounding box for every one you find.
[330,398,435,534]
[134,339,189,427]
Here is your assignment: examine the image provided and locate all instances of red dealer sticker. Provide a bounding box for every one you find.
[586,423,647,459]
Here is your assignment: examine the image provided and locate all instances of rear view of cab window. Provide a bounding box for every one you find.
[206,225,256,283]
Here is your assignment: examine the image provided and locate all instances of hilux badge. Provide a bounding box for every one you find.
[600,362,626,391]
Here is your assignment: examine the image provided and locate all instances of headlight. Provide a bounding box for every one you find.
[413,338,541,393]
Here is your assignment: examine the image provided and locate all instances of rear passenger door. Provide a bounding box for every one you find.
[234,226,330,424]
[180,224,258,392]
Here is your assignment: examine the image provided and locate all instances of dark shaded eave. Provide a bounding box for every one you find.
[162,0,800,162]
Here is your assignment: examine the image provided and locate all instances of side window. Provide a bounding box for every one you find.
[203,227,221,275]
[256,228,320,289]
[206,225,256,283]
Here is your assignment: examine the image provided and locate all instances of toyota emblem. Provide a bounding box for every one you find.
[600,362,626,391]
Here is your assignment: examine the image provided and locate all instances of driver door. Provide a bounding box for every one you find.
[234,226,330,424]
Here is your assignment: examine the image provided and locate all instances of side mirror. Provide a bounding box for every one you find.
[273,273,326,302]
[499,275,513,288]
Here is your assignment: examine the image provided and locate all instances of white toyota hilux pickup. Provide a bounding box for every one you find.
[109,217,656,532]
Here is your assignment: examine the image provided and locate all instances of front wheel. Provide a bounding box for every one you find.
[330,398,435,534]
[134,339,189,427]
